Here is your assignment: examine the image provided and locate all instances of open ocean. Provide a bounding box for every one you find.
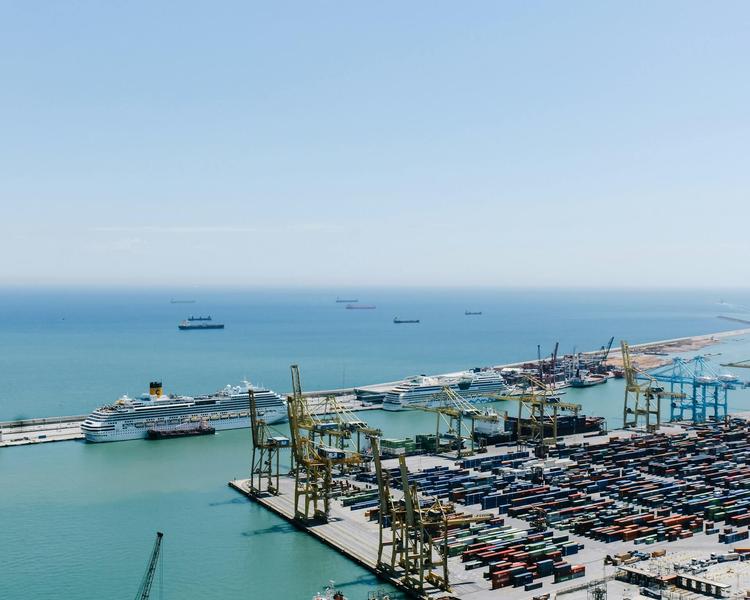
[3,288,750,600]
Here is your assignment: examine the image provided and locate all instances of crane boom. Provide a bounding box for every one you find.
[135,531,163,600]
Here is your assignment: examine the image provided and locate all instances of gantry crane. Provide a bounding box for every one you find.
[313,394,381,470]
[490,374,581,457]
[621,341,683,430]
[287,364,368,523]
[249,387,290,496]
[408,386,503,458]
[649,356,731,423]
[371,436,491,597]
[134,531,163,600]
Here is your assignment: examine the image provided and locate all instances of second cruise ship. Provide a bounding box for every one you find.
[81,381,287,442]
[382,368,509,411]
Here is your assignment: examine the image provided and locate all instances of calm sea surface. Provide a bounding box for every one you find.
[3,288,750,599]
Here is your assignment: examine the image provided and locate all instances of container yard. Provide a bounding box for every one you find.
[232,423,750,599]
[230,354,750,600]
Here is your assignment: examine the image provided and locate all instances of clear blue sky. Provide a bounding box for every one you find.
[1,2,748,287]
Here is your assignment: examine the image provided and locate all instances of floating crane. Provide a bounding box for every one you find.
[134,532,163,600]
[249,388,289,496]
[287,364,369,523]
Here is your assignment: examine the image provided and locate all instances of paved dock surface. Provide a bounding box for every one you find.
[0,416,85,447]
[230,429,744,600]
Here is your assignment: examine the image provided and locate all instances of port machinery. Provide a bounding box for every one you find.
[621,340,740,427]
[287,364,380,524]
[134,531,163,600]
[406,385,504,459]
[649,356,733,423]
[248,388,290,496]
[621,340,687,431]
[408,374,582,459]
[370,436,491,598]
[488,374,583,457]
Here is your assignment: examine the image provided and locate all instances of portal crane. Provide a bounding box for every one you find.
[489,374,581,457]
[249,388,289,496]
[287,365,368,523]
[134,531,163,600]
[370,436,491,597]
[621,341,683,430]
[408,386,502,458]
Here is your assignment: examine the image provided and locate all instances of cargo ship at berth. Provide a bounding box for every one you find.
[81,381,287,442]
[178,315,224,330]
[147,420,215,439]
[383,368,510,410]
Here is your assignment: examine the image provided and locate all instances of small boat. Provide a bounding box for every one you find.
[346,304,376,309]
[465,311,482,316]
[393,317,420,324]
[569,370,608,388]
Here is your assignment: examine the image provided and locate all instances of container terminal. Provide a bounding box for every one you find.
[230,352,750,600]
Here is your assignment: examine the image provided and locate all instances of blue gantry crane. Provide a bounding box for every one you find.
[646,356,732,423]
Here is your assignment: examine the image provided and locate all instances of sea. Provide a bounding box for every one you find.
[3,288,750,600]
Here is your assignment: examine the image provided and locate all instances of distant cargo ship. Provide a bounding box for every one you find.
[393,317,419,324]
[465,311,482,316]
[346,304,376,309]
[336,297,358,303]
[178,315,224,330]
[170,299,196,304]
[81,381,287,442]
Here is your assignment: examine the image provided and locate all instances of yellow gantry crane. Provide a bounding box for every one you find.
[287,364,369,523]
[489,374,581,457]
[313,394,381,470]
[370,435,491,597]
[408,386,503,458]
[248,387,289,496]
[621,340,683,431]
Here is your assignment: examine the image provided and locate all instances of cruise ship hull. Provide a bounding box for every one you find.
[82,409,287,442]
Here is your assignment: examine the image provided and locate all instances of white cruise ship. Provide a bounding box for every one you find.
[81,381,287,442]
[382,368,509,411]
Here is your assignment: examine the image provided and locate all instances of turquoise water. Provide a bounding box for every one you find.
[3,288,750,600]
[1,288,748,420]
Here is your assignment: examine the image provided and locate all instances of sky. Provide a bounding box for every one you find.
[0,1,748,288]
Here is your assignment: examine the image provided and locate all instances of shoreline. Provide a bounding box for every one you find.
[2,327,750,448]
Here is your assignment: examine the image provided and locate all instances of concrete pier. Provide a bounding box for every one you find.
[0,415,85,447]
[229,429,736,600]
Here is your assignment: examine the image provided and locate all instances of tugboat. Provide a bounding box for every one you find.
[178,316,224,330]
